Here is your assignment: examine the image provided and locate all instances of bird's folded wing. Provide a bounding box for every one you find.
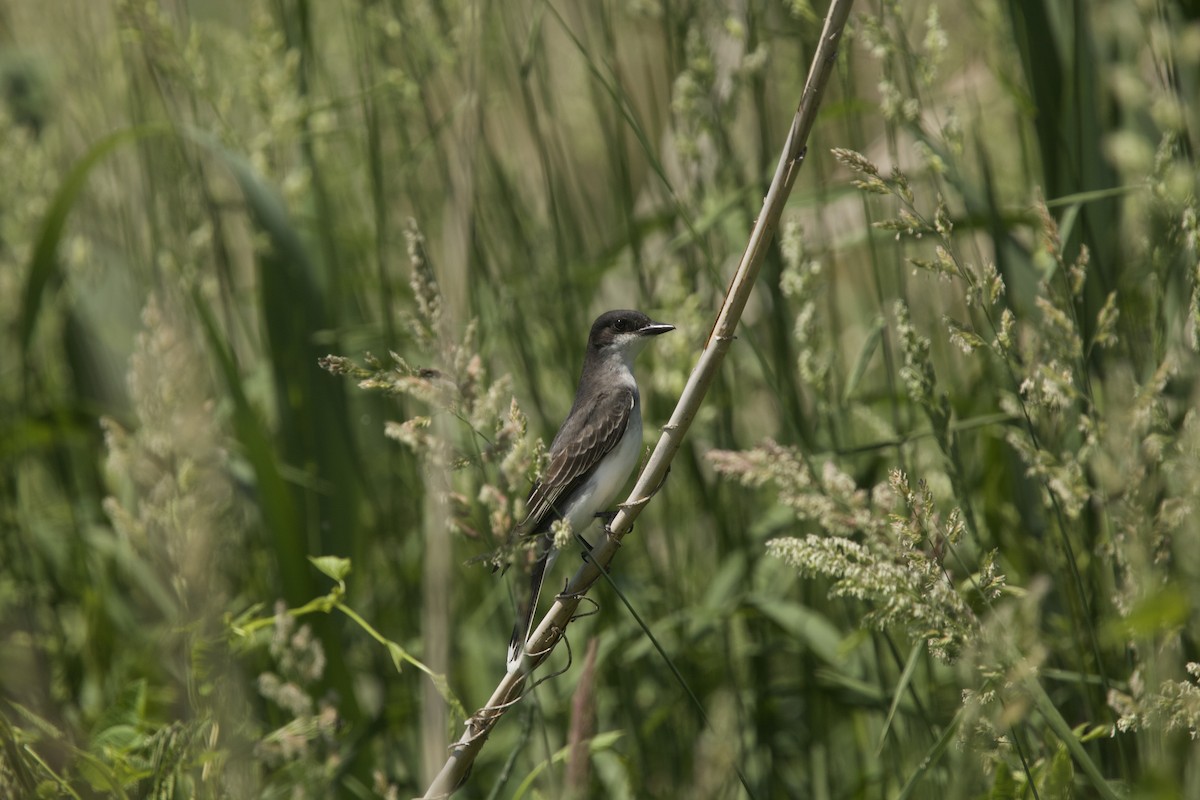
[518,386,634,534]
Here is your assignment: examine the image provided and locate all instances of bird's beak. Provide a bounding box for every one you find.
[639,321,675,337]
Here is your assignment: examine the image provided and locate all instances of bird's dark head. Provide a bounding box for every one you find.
[587,310,674,357]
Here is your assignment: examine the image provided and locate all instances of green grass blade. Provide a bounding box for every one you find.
[877,641,923,755]
[190,288,310,605]
[19,125,165,364]
[1027,678,1124,800]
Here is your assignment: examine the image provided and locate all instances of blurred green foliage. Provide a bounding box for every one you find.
[1,0,1199,798]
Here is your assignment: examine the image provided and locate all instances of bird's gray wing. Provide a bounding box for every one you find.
[518,385,635,535]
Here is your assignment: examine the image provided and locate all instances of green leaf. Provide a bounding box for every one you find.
[89,680,146,739]
[1039,743,1075,800]
[385,641,408,673]
[90,724,143,755]
[74,748,130,798]
[987,762,1018,800]
[309,555,352,583]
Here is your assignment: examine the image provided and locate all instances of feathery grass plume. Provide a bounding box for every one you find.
[837,10,1200,784]
[670,27,718,189]
[894,299,950,443]
[957,578,1054,764]
[708,440,877,537]
[779,219,830,395]
[1095,369,1200,757]
[855,0,964,155]
[840,143,1099,523]
[649,260,711,402]
[1176,200,1200,351]
[0,106,57,316]
[99,291,255,792]
[1090,358,1179,619]
[1079,7,1200,777]
[668,11,770,202]
[103,294,244,606]
[831,148,998,313]
[711,441,1000,662]
[403,221,443,351]
[918,6,948,87]
[990,200,1102,521]
[1109,662,1200,740]
[856,6,917,124]
[118,0,316,206]
[252,602,340,793]
[321,220,542,560]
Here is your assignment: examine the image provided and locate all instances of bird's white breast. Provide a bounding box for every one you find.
[561,394,642,533]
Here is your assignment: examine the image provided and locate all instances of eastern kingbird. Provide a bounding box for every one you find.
[507,309,674,671]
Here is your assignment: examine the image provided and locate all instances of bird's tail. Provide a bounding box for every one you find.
[507,544,558,672]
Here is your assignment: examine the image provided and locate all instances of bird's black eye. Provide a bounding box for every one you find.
[613,318,629,332]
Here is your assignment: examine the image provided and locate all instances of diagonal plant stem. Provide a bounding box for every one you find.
[421,1,854,795]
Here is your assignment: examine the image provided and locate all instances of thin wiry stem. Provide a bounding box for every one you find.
[420,1,855,795]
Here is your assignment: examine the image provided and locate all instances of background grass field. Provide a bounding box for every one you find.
[2,0,1199,797]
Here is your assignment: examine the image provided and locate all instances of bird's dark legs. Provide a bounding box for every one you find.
[594,509,631,536]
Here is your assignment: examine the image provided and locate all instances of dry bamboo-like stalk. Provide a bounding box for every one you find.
[422,1,854,795]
